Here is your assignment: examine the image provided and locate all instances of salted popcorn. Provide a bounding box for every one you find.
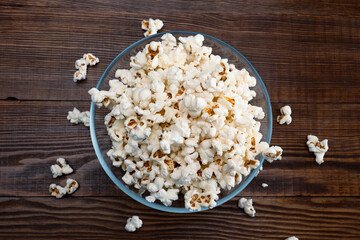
[67,107,90,127]
[73,53,99,82]
[261,183,268,188]
[285,237,299,240]
[141,18,164,37]
[50,158,73,178]
[238,197,256,217]
[125,216,143,232]
[65,178,79,194]
[89,33,268,211]
[49,184,66,198]
[307,135,329,165]
[277,105,292,125]
[262,145,283,163]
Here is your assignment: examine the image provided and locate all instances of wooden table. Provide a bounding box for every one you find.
[1,1,359,239]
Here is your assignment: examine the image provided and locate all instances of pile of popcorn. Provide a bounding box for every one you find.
[89,33,271,211]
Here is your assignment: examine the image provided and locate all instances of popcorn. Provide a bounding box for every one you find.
[306,135,329,165]
[277,105,292,125]
[50,158,73,178]
[285,237,299,240]
[238,197,256,217]
[83,53,99,66]
[125,216,143,232]
[182,95,207,117]
[145,195,156,203]
[89,33,268,211]
[49,184,66,198]
[154,188,179,206]
[141,18,164,37]
[262,146,283,163]
[50,165,62,178]
[65,178,79,194]
[67,107,90,127]
[261,183,268,188]
[73,53,99,82]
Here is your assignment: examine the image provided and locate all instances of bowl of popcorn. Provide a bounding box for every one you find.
[89,31,272,213]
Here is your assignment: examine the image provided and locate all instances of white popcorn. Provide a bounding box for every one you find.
[73,53,99,82]
[50,164,62,178]
[261,183,268,188]
[65,178,79,194]
[49,184,66,198]
[182,95,207,117]
[89,33,268,210]
[155,189,179,206]
[83,53,99,66]
[50,158,73,178]
[277,105,292,125]
[142,18,164,37]
[307,135,329,165]
[285,237,299,240]
[125,216,143,232]
[145,195,156,203]
[238,197,256,217]
[67,107,90,127]
[262,146,283,163]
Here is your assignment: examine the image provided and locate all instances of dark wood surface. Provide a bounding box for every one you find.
[0,1,359,239]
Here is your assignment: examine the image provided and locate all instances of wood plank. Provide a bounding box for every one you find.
[0,9,360,103]
[0,196,359,240]
[1,0,360,15]
[0,100,359,197]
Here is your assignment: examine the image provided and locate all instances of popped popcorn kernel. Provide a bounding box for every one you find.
[261,183,268,188]
[285,237,299,240]
[50,158,73,178]
[307,135,329,165]
[73,53,99,82]
[49,184,66,198]
[142,18,164,37]
[125,216,143,232]
[65,178,79,194]
[277,105,292,125]
[67,107,90,127]
[262,146,283,163]
[238,197,256,217]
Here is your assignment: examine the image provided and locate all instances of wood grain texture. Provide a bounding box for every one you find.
[0,196,359,240]
[1,0,360,15]
[0,100,359,197]
[0,8,360,103]
[1,1,359,239]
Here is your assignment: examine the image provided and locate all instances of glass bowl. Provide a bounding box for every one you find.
[90,31,272,213]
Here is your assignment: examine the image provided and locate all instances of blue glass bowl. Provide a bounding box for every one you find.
[90,31,272,213]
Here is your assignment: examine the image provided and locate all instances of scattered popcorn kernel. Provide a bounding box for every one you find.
[73,53,99,82]
[238,197,256,217]
[50,164,62,178]
[83,53,99,66]
[142,18,164,37]
[262,146,283,163]
[89,33,268,210]
[125,216,143,232]
[49,184,66,198]
[261,183,268,188]
[50,158,73,178]
[67,107,90,127]
[65,178,79,194]
[306,135,329,165]
[285,237,299,240]
[73,70,86,82]
[277,105,292,125]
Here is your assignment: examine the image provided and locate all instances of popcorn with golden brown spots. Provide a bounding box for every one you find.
[89,33,269,211]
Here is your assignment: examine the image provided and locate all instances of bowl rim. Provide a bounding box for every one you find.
[90,31,272,213]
